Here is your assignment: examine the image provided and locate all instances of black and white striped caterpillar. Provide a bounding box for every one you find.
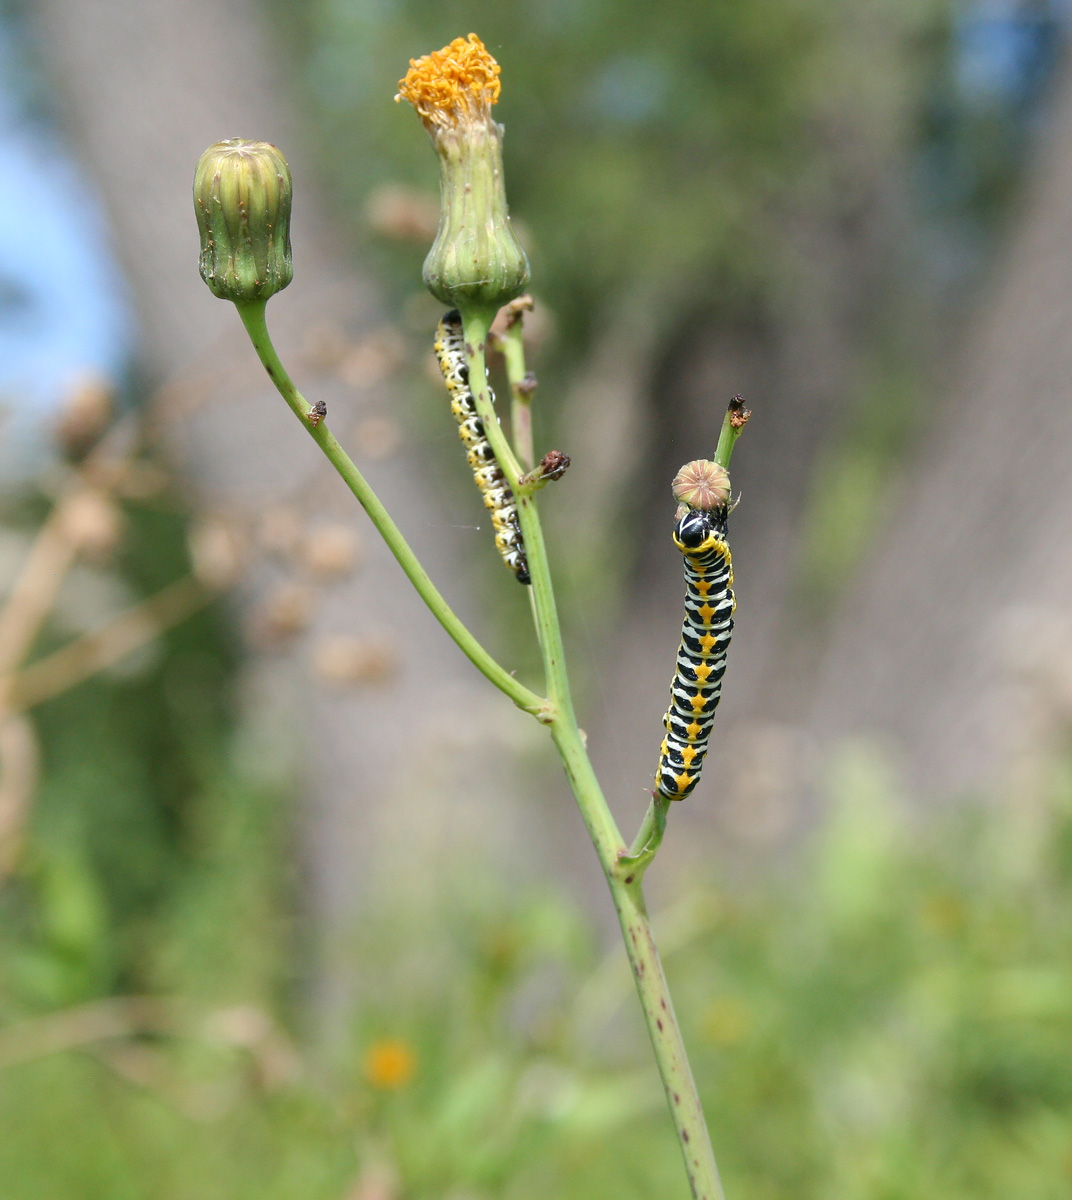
[433,310,530,584]
[655,499,735,801]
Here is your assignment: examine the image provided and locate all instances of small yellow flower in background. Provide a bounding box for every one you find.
[395,33,529,314]
[364,1037,417,1090]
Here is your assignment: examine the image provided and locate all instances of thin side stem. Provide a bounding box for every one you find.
[496,319,543,644]
[501,321,534,471]
[713,400,748,472]
[235,299,546,719]
[462,305,725,1200]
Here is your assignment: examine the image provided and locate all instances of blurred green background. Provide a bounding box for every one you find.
[2,0,1072,1196]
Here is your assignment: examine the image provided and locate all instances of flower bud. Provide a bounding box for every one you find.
[396,35,529,313]
[194,139,293,304]
[672,460,731,511]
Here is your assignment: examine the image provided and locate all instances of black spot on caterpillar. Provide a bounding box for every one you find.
[434,310,530,584]
[656,505,734,800]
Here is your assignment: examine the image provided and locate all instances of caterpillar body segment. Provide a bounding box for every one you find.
[656,506,735,801]
[433,310,531,584]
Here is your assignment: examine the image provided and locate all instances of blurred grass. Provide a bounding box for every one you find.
[2,736,1072,1198]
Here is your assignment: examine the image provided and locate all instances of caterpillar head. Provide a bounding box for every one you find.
[674,507,725,552]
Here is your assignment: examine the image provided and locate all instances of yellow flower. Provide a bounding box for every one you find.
[395,34,528,314]
[363,1037,417,1090]
[396,33,502,132]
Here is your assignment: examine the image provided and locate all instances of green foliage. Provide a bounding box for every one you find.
[3,743,1072,1198]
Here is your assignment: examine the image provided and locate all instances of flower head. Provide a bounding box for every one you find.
[395,35,528,314]
[396,34,502,132]
[194,139,292,304]
[672,460,731,511]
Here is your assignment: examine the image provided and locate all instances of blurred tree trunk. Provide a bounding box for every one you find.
[28,0,550,1015]
[806,60,1072,803]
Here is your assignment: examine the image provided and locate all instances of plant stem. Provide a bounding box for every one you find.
[501,320,535,471]
[235,299,546,719]
[462,305,726,1200]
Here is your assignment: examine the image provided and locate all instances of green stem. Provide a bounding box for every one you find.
[235,299,546,719]
[622,793,671,868]
[461,305,725,1200]
[611,881,725,1200]
[501,320,535,471]
[713,399,748,472]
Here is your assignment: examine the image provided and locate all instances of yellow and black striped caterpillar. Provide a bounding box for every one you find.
[433,310,530,584]
[656,503,735,801]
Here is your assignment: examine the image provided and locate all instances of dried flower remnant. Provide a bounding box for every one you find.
[520,450,571,490]
[728,394,752,430]
[396,34,529,313]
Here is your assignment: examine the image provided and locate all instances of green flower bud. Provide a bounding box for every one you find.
[396,35,529,314]
[194,139,293,304]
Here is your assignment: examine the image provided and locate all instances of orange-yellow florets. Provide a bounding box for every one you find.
[363,1037,417,1090]
[396,33,501,129]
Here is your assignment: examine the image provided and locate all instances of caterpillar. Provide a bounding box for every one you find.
[433,310,530,584]
[655,492,735,801]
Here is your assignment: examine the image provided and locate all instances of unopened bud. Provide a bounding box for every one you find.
[194,139,293,304]
[672,460,730,511]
